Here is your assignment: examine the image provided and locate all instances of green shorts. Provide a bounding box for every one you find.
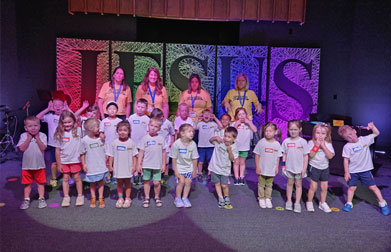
[238,151,248,158]
[143,168,161,181]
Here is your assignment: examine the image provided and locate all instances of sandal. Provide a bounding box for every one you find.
[49,179,58,187]
[154,198,163,207]
[116,198,124,208]
[142,198,150,208]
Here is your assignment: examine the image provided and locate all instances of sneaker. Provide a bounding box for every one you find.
[174,197,184,208]
[122,198,131,208]
[265,198,273,208]
[75,195,84,206]
[99,198,106,208]
[285,201,293,211]
[218,198,225,208]
[259,199,266,208]
[116,198,124,208]
[20,198,30,210]
[69,177,75,185]
[343,203,353,212]
[380,202,390,216]
[224,196,232,209]
[294,203,302,213]
[233,177,239,185]
[182,197,192,208]
[197,174,203,183]
[38,198,47,209]
[49,179,58,187]
[90,197,97,208]
[240,177,245,185]
[319,202,332,213]
[306,201,315,212]
[61,196,71,207]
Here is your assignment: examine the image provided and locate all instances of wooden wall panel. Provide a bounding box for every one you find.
[228,0,242,20]
[166,0,181,17]
[120,0,133,15]
[151,0,166,16]
[103,0,117,14]
[198,0,213,19]
[183,0,197,18]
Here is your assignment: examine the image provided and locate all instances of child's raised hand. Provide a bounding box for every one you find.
[215,136,223,144]
[224,102,231,113]
[344,172,351,182]
[367,122,374,130]
[244,118,251,125]
[48,101,54,111]
[82,100,89,108]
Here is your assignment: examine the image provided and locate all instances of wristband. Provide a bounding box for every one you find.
[312,145,320,152]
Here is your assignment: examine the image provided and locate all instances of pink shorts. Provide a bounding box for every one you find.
[21,169,46,184]
[61,163,82,174]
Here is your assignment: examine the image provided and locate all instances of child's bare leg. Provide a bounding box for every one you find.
[198,161,204,174]
[347,186,356,203]
[73,172,83,196]
[90,182,97,199]
[62,173,70,196]
[307,180,318,202]
[176,176,185,198]
[233,159,240,179]
[286,178,294,202]
[320,181,328,204]
[222,184,229,197]
[24,184,32,198]
[124,178,131,199]
[97,180,104,199]
[51,162,57,180]
[183,178,192,198]
[153,180,161,198]
[37,183,45,198]
[239,157,246,178]
[215,183,223,198]
[368,185,385,202]
[117,179,124,197]
[294,178,302,204]
[143,180,151,198]
[164,163,169,176]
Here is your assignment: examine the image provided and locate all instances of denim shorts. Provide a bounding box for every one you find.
[198,147,214,162]
[348,171,375,187]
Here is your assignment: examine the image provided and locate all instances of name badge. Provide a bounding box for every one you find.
[179,148,187,154]
[132,120,140,124]
[218,146,227,153]
[62,137,70,143]
[202,125,209,129]
[287,143,296,147]
[265,148,274,153]
[189,111,196,118]
[117,146,126,151]
[54,119,59,123]
[352,146,362,152]
[104,122,111,126]
[89,143,99,148]
[147,140,156,146]
[127,147,133,150]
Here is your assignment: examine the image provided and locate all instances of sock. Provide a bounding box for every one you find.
[379,200,387,207]
[346,202,353,206]
[24,197,30,201]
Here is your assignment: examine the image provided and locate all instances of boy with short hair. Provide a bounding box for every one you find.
[137,118,167,208]
[17,116,48,209]
[208,126,239,209]
[338,122,390,215]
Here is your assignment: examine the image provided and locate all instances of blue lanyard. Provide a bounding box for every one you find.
[190,93,197,109]
[148,86,156,106]
[238,90,246,107]
[113,84,123,102]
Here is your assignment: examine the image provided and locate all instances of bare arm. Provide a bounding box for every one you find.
[108,156,114,172]
[245,118,258,133]
[81,154,87,173]
[132,156,138,174]
[368,122,380,137]
[34,134,47,151]
[255,154,261,175]
[18,134,33,152]
[161,149,166,172]
[320,141,334,159]
[343,157,350,182]
[98,98,105,119]
[226,144,235,162]
[137,149,144,173]
[172,158,179,177]
[213,114,223,129]
[74,100,89,117]
[192,159,198,178]
[163,103,169,119]
[125,102,131,118]
[36,101,53,120]
[301,154,308,177]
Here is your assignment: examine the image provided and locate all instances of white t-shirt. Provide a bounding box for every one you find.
[196,121,218,148]
[128,113,150,145]
[138,134,166,170]
[233,122,253,151]
[215,128,225,139]
[282,137,309,174]
[17,132,47,170]
[208,142,238,176]
[52,127,82,164]
[253,138,283,177]
[158,119,175,152]
[106,138,138,178]
[174,117,194,131]
[342,134,375,173]
[169,139,199,173]
[307,140,335,170]
[99,117,122,146]
[79,136,108,176]
[42,113,60,146]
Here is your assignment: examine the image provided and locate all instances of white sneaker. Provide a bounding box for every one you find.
[182,197,192,208]
[174,197,184,208]
[294,203,301,213]
[259,199,266,208]
[265,198,273,208]
[61,196,71,207]
[285,201,293,211]
[319,202,332,213]
[75,195,84,206]
[306,202,315,212]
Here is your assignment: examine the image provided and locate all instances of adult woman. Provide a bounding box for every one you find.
[97,67,132,120]
[222,73,263,121]
[135,67,169,118]
[178,73,212,121]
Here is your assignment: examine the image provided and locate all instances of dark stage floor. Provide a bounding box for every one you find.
[1,151,391,252]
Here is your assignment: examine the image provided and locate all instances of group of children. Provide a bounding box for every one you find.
[17,97,390,216]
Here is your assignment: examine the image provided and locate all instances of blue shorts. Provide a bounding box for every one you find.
[348,171,375,187]
[198,147,214,162]
[49,146,56,163]
[85,172,108,183]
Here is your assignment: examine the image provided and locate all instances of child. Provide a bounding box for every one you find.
[138,118,167,208]
[36,99,69,187]
[306,123,335,213]
[174,103,194,136]
[99,101,123,183]
[170,124,199,207]
[150,108,175,182]
[214,114,231,139]
[107,121,138,208]
[17,116,48,209]
[338,123,390,215]
[128,98,150,185]
[53,111,84,207]
[208,127,239,209]
[254,122,282,209]
[80,118,108,208]
[76,101,99,137]
[232,107,257,185]
[281,120,309,213]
